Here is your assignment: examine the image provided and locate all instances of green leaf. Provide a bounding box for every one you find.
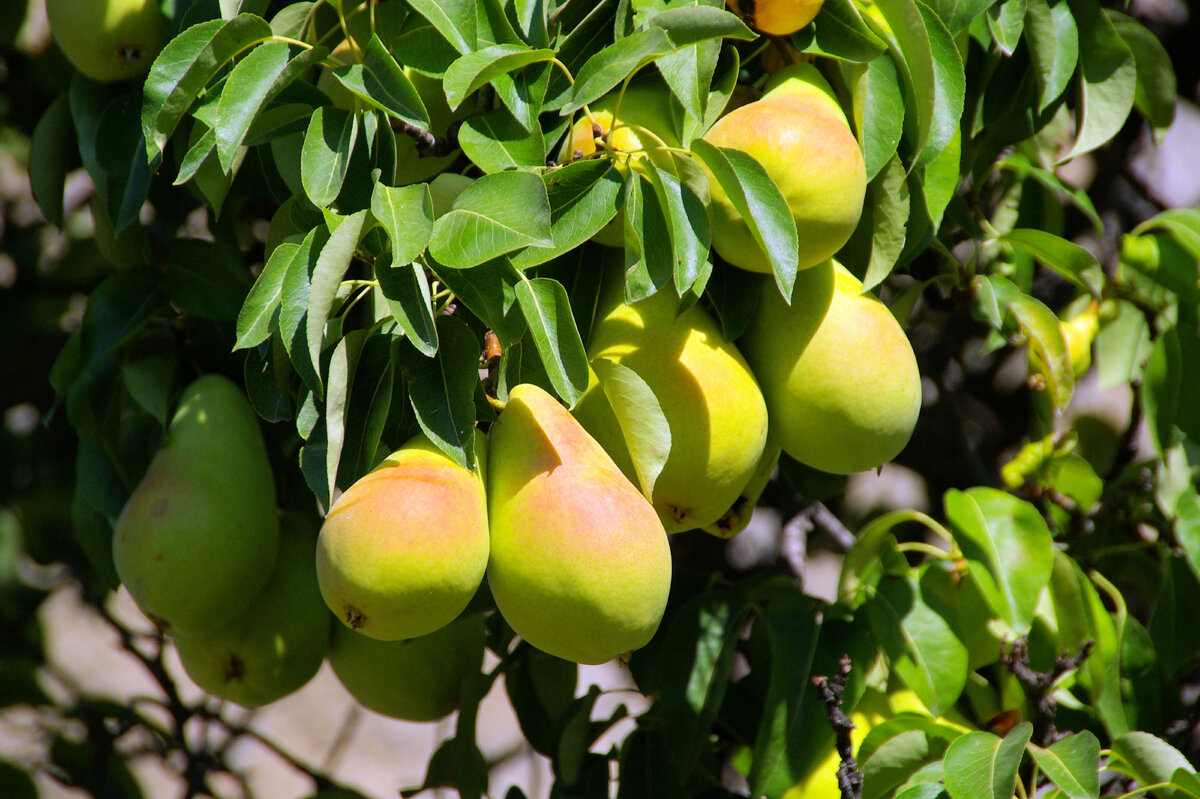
[515,277,590,408]
[996,154,1103,234]
[855,154,911,292]
[29,93,73,227]
[642,161,711,297]
[655,590,752,778]
[926,0,995,36]
[849,54,905,182]
[544,0,617,109]
[406,0,476,53]
[336,331,396,502]
[997,229,1103,295]
[1133,209,1200,260]
[688,139,800,298]
[443,44,556,110]
[458,108,548,173]
[269,2,314,37]
[1108,11,1176,132]
[796,0,889,63]
[370,182,434,264]
[564,27,677,113]
[656,38,718,128]
[590,358,671,497]
[1110,732,1200,799]
[331,35,431,129]
[506,163,622,270]
[943,487,1054,636]
[916,2,966,169]
[504,645,578,756]
[621,173,674,303]
[97,90,155,232]
[429,171,553,268]
[748,593,821,797]
[986,0,1026,55]
[398,316,480,470]
[375,253,438,357]
[279,225,329,393]
[429,257,527,346]
[864,574,969,715]
[306,210,367,395]
[236,244,298,349]
[325,330,364,497]
[645,6,755,46]
[1027,732,1100,799]
[142,15,273,160]
[214,42,324,172]
[1094,298,1152,390]
[1058,0,1136,162]
[944,724,1032,799]
[1024,0,1079,113]
[301,106,358,208]
[867,0,936,167]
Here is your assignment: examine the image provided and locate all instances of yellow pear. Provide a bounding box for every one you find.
[487,384,671,664]
[328,612,485,722]
[174,512,330,709]
[113,375,279,634]
[728,0,826,36]
[47,0,167,83]
[315,434,489,641]
[579,285,769,533]
[740,261,921,474]
[702,444,781,539]
[701,66,865,273]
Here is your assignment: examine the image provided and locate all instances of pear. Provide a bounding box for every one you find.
[113,375,279,635]
[740,261,922,475]
[702,444,782,539]
[728,0,825,36]
[328,612,485,722]
[46,0,167,83]
[579,286,769,533]
[702,65,865,273]
[174,512,331,708]
[315,434,489,641]
[487,384,671,664]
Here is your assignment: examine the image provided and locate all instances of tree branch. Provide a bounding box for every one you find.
[813,655,862,799]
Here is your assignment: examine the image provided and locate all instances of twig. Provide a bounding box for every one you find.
[813,655,862,799]
[392,118,460,158]
[1001,637,1094,746]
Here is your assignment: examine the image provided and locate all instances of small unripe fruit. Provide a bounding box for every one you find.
[46,0,168,83]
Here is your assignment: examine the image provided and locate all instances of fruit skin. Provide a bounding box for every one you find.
[174,512,331,709]
[328,612,485,722]
[740,260,921,475]
[579,285,769,533]
[702,67,865,273]
[113,375,279,635]
[728,0,825,36]
[487,384,671,665]
[316,434,489,641]
[46,0,168,83]
[702,444,781,539]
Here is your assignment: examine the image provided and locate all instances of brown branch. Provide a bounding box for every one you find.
[813,655,862,799]
[1000,637,1094,746]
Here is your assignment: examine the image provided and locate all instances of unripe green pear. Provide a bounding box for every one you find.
[728,0,826,36]
[46,0,168,83]
[113,375,279,634]
[702,68,865,273]
[488,384,671,664]
[579,286,769,533]
[328,612,485,721]
[316,434,489,641]
[740,261,921,474]
[173,512,331,708]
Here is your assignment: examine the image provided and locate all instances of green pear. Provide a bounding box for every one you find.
[579,286,769,533]
[316,434,489,641]
[728,0,826,36]
[740,261,922,474]
[488,384,671,664]
[173,512,331,708]
[702,444,782,539]
[46,0,167,83]
[113,375,279,634]
[702,66,865,273]
[328,612,485,722]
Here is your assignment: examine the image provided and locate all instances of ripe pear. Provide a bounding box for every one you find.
[487,384,671,664]
[46,0,167,83]
[113,375,279,634]
[740,260,921,474]
[579,287,769,533]
[315,434,489,641]
[728,0,825,36]
[702,444,781,539]
[701,66,865,273]
[173,512,331,709]
[328,612,485,721]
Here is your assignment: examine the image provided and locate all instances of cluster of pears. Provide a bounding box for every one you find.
[46,0,168,83]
